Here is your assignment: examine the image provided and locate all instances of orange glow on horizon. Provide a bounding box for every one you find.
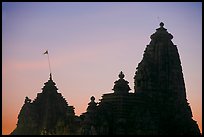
[2,83,202,135]
[2,103,202,135]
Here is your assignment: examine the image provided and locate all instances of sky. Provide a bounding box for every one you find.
[2,2,202,135]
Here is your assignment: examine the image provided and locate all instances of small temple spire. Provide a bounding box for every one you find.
[24,96,31,104]
[112,71,131,94]
[41,73,58,93]
[90,96,95,102]
[87,96,97,112]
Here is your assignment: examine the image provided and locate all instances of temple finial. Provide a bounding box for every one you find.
[160,22,164,27]
[119,71,125,79]
[113,71,131,93]
[90,96,95,102]
[49,73,52,80]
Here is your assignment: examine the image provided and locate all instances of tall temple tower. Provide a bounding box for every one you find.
[11,74,77,135]
[134,22,201,135]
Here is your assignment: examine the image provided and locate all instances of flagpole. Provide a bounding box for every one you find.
[44,50,52,76]
[47,53,52,75]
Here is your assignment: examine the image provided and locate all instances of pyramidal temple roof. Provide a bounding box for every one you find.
[33,73,68,107]
[112,71,131,94]
[11,73,77,135]
[41,73,58,94]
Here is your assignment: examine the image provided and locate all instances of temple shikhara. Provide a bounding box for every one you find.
[11,23,201,135]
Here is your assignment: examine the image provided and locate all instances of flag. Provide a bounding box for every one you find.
[44,50,48,54]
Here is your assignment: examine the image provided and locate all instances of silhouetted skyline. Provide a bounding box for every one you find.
[2,2,202,134]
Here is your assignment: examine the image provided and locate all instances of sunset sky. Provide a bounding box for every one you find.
[2,2,202,134]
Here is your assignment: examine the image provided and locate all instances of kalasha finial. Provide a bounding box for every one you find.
[119,71,125,79]
[160,22,164,27]
[90,96,95,101]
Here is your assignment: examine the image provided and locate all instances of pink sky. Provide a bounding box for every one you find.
[2,2,202,134]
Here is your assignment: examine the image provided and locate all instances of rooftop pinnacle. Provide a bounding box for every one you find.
[113,71,131,94]
[160,22,164,27]
[119,71,125,79]
[49,73,52,80]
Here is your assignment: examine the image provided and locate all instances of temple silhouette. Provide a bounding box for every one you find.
[11,23,201,135]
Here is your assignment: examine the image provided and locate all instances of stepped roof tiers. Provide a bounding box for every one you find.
[11,74,78,135]
[80,71,145,135]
